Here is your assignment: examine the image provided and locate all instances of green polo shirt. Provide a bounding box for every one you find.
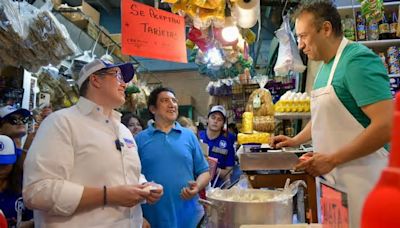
[313,42,392,150]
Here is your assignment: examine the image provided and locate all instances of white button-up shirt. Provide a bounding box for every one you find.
[23,97,144,228]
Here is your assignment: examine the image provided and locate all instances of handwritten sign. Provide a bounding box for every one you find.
[121,0,187,63]
[320,183,349,228]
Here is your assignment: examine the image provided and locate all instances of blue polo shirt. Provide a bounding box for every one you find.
[199,130,236,169]
[135,122,209,228]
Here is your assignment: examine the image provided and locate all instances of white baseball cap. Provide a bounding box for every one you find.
[0,105,31,120]
[0,135,16,165]
[208,105,227,121]
[77,59,135,88]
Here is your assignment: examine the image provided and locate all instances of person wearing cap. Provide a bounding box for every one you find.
[23,59,163,228]
[135,87,210,228]
[0,135,33,227]
[199,105,236,187]
[0,105,32,159]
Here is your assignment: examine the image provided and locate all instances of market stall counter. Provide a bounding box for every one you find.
[238,145,318,224]
[246,172,317,223]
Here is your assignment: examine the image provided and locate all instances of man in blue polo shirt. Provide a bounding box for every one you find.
[199,105,236,187]
[135,87,210,228]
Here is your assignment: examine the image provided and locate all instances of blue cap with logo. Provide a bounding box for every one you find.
[0,135,17,165]
[77,59,135,88]
[0,105,31,121]
[208,105,227,122]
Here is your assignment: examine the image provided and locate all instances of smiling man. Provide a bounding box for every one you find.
[135,87,210,228]
[23,59,162,228]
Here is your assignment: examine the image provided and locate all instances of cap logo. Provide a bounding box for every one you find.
[0,142,4,151]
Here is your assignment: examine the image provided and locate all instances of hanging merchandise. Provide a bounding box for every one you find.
[0,0,78,72]
[245,76,275,133]
[36,66,79,109]
[68,50,96,82]
[206,78,235,96]
[122,82,149,113]
[232,0,260,29]
[274,15,306,76]
[358,0,384,22]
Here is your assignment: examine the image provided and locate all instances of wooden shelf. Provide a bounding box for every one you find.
[337,1,400,11]
[358,39,400,49]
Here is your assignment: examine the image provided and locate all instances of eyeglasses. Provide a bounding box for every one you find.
[3,116,30,125]
[95,70,125,84]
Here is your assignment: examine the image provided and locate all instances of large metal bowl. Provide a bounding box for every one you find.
[202,188,294,228]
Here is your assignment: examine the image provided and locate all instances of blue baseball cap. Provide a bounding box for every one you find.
[208,105,227,122]
[0,135,16,165]
[0,105,31,121]
[77,59,135,88]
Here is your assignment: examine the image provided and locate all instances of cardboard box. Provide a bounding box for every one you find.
[110,33,121,45]
[100,28,112,47]
[81,1,100,25]
[87,20,100,40]
[52,0,62,10]
[60,1,100,26]
[100,33,121,48]
[112,48,131,62]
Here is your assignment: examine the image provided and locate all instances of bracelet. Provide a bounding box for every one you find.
[103,186,107,206]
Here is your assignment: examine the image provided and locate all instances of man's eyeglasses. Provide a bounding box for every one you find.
[95,70,125,84]
[3,116,31,125]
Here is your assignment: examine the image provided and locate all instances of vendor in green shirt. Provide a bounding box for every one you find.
[271,1,393,227]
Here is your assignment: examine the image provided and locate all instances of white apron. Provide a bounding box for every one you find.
[311,37,388,228]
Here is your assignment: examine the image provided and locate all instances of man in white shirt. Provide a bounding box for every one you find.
[23,59,163,228]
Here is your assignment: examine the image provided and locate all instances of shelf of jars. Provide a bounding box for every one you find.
[337,1,400,17]
[359,39,400,48]
[339,1,400,44]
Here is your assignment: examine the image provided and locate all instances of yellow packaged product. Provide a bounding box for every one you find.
[171,0,188,13]
[192,0,221,9]
[241,112,253,133]
[162,0,178,3]
[245,88,274,116]
[253,116,275,132]
[237,133,270,145]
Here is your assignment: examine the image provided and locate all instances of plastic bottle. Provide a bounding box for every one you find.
[343,15,356,41]
[379,14,390,40]
[390,11,398,39]
[367,19,379,40]
[356,12,366,41]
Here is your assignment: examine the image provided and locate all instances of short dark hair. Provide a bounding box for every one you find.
[147,87,176,119]
[79,78,90,97]
[121,112,145,129]
[293,0,342,37]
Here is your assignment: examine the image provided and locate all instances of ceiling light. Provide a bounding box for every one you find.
[221,17,239,43]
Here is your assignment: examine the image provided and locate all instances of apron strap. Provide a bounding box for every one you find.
[327,37,349,86]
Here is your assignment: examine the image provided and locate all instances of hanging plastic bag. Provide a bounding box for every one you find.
[0,0,78,72]
[274,15,306,76]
